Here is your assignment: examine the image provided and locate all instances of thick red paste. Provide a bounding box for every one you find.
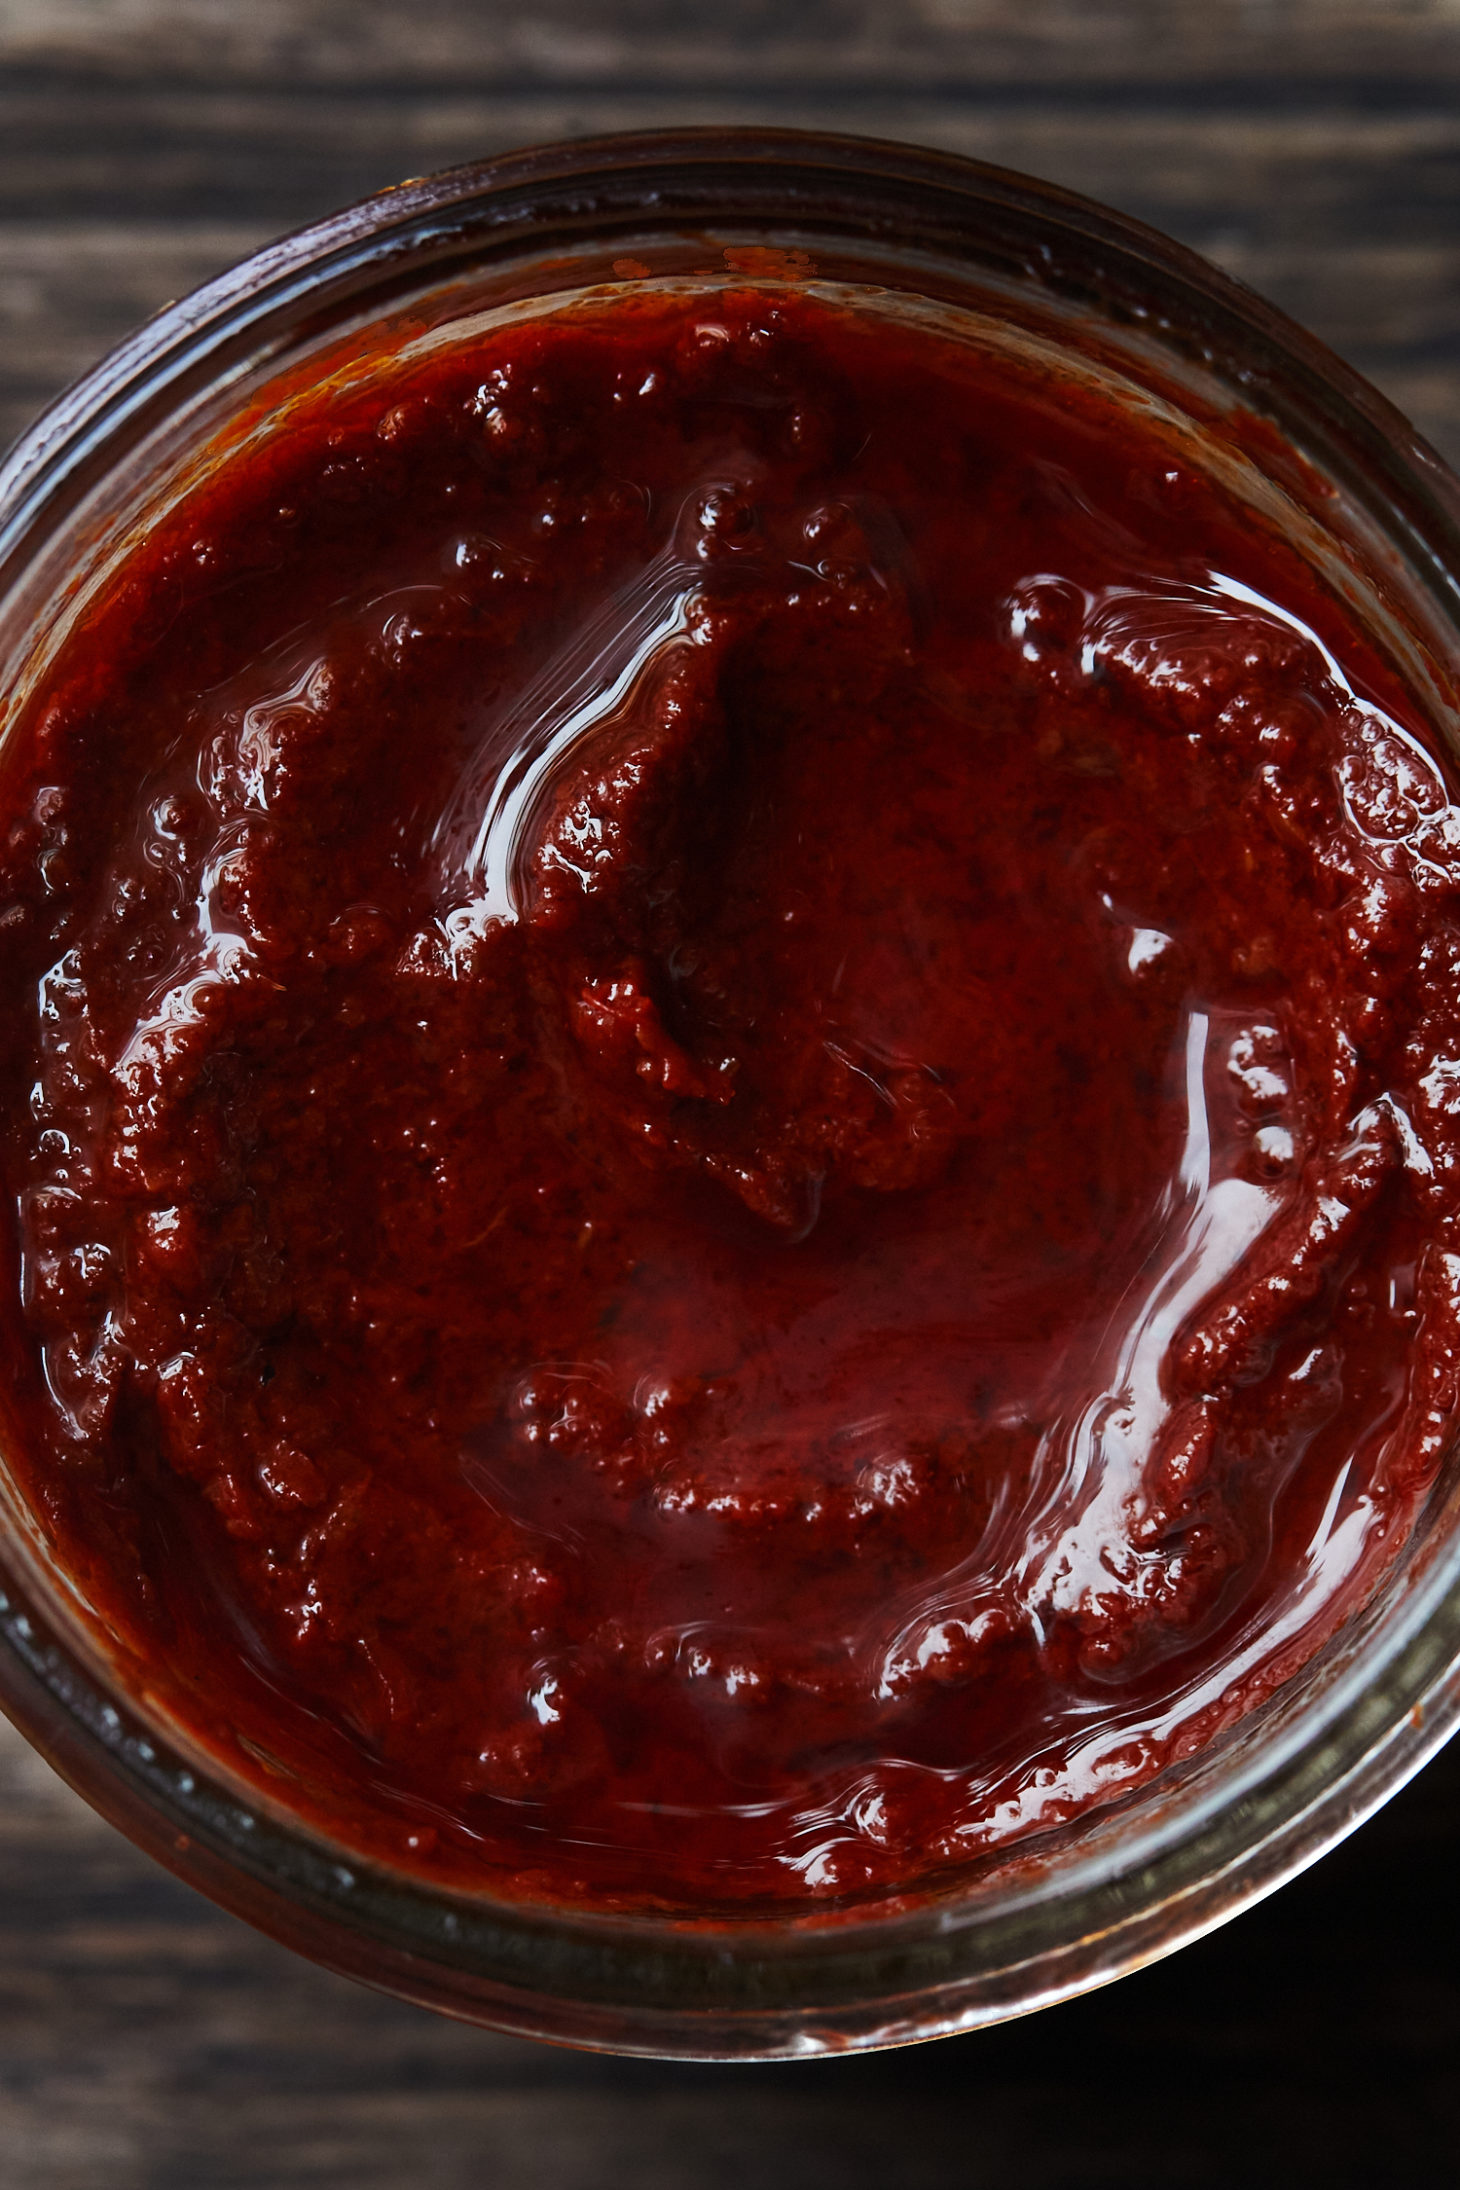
[3,283,1460,1909]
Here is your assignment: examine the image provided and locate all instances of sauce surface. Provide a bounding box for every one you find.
[3,284,1460,1909]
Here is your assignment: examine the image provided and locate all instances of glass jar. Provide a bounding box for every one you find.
[2,127,1460,2059]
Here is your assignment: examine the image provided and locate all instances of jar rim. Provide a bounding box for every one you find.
[4,125,1460,2058]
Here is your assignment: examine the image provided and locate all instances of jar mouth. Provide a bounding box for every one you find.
[4,126,1460,2057]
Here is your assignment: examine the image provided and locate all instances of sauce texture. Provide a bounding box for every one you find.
[3,285,1460,1908]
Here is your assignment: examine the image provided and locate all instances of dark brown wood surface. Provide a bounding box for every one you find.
[2,4,1459,2182]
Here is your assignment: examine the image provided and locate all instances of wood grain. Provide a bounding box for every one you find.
[2,4,1459,2184]
[4,1,1460,92]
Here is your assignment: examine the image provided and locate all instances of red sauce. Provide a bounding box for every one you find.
[3,284,1460,1910]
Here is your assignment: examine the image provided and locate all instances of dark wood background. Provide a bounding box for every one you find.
[2,3,1459,2182]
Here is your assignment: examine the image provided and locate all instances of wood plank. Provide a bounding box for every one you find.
[3,0,1460,92]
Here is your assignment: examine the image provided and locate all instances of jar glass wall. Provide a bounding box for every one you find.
[2,129,1460,2058]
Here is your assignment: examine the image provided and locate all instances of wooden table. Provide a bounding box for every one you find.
[2,5,1458,2182]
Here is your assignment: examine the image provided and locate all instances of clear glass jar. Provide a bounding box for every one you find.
[2,127,1460,2059]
